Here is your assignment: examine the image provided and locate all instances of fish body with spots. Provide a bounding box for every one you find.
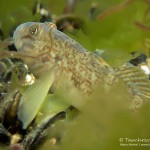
[12,22,150,127]
[13,22,150,110]
[13,22,115,96]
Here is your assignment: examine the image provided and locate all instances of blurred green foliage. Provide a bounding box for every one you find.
[0,0,150,62]
[1,0,150,150]
[59,84,150,150]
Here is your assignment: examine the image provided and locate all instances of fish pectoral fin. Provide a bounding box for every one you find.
[115,65,150,101]
[17,64,60,129]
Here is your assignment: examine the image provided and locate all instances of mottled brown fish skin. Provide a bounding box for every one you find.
[13,22,115,95]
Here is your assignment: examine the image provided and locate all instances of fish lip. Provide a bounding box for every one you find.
[13,30,19,50]
[13,24,22,50]
[13,24,28,51]
[13,30,22,51]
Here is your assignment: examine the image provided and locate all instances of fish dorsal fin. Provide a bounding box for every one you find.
[89,52,111,68]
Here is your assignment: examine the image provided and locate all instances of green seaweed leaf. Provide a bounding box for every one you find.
[17,65,59,129]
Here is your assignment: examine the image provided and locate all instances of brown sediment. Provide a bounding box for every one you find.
[134,21,150,31]
[97,0,134,20]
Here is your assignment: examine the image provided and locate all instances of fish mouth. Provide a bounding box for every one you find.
[13,37,20,51]
[13,22,33,51]
[13,27,32,52]
[13,26,23,51]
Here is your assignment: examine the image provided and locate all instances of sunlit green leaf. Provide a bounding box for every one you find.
[18,65,59,129]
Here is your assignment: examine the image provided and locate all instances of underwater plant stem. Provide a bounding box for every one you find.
[134,21,150,31]
[97,0,135,20]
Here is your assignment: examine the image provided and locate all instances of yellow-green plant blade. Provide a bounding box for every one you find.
[40,94,70,115]
[18,65,59,129]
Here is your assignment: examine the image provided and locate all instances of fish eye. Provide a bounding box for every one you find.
[29,25,39,35]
